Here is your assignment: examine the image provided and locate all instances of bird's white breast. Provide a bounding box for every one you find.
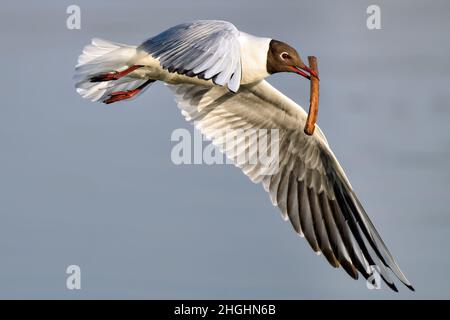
[238,32,271,84]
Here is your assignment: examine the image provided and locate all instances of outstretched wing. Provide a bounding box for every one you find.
[140,20,242,92]
[167,80,414,291]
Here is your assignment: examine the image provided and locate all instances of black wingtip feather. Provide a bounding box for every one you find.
[380,274,399,292]
[341,261,359,280]
[406,284,415,291]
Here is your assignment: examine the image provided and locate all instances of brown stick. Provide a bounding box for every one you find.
[304,56,319,136]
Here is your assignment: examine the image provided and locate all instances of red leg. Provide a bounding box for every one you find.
[103,79,155,104]
[103,90,140,104]
[90,65,144,82]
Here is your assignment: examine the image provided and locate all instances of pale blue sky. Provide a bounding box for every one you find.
[0,0,449,298]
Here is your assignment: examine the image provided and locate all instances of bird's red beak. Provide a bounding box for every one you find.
[290,65,319,81]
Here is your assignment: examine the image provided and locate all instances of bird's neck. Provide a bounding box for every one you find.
[238,32,271,84]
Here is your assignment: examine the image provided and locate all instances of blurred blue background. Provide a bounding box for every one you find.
[0,0,449,299]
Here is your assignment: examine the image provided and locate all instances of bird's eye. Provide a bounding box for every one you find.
[280,52,290,60]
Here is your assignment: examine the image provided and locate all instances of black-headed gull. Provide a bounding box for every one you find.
[74,20,413,291]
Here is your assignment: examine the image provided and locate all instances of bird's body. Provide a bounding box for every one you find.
[133,30,270,86]
[74,20,413,291]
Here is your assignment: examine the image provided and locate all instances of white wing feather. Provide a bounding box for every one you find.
[140,20,242,92]
[167,80,414,291]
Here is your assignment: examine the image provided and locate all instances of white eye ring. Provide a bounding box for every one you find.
[280,52,289,60]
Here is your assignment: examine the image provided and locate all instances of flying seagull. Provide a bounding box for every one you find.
[74,20,413,291]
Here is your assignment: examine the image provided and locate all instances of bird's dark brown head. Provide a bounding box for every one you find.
[266,39,319,80]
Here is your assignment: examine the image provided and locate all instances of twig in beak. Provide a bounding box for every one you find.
[304,56,319,136]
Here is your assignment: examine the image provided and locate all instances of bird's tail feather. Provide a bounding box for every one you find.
[74,38,151,102]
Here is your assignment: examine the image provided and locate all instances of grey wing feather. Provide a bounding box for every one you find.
[140,20,242,92]
[166,80,414,291]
